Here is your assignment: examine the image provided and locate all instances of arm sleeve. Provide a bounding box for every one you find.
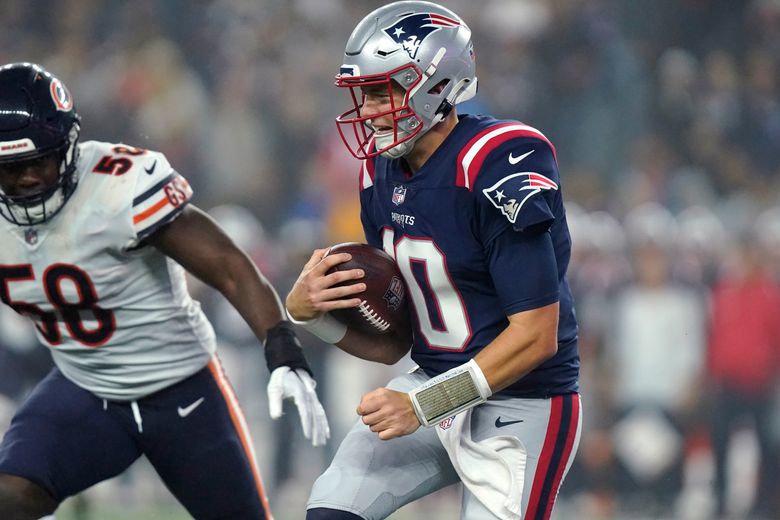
[486,226,560,315]
[130,152,193,242]
[475,138,560,243]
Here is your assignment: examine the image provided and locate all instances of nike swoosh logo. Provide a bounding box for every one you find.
[495,416,524,428]
[508,150,534,165]
[177,397,205,418]
[144,160,157,175]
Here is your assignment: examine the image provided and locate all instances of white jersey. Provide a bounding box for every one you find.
[0,141,216,400]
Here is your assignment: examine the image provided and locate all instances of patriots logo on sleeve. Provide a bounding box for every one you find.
[383,13,462,60]
[482,172,558,224]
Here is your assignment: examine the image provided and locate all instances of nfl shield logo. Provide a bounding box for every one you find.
[24,228,38,245]
[392,185,407,206]
[438,416,456,430]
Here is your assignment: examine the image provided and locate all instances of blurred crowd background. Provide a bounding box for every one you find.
[1,0,780,519]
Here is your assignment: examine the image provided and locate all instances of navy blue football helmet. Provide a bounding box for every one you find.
[0,63,81,225]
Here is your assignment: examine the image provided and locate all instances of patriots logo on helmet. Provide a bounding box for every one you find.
[383,12,462,60]
[482,172,558,224]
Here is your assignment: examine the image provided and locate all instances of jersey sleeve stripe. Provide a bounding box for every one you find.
[456,123,557,191]
[133,197,169,225]
[132,172,176,206]
[132,174,192,239]
[135,203,188,241]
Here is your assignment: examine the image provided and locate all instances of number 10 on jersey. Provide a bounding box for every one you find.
[381,229,470,351]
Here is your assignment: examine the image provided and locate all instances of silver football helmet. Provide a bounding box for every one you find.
[335,1,477,159]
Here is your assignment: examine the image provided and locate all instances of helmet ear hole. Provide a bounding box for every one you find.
[427,79,450,95]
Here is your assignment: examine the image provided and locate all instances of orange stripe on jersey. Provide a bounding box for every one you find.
[207,357,273,519]
[132,197,169,225]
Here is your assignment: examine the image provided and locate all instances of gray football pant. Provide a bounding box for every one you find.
[308,369,582,520]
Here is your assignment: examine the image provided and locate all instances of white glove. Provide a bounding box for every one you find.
[267,366,330,446]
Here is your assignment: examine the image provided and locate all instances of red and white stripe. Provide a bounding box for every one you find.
[526,173,558,190]
[456,123,557,191]
[428,13,461,26]
[524,394,582,520]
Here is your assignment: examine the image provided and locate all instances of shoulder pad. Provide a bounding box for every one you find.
[456,123,556,191]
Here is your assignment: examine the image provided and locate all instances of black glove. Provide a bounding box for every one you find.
[264,320,312,375]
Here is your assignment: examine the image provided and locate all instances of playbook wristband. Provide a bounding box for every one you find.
[264,320,313,375]
[286,308,347,345]
[409,359,493,427]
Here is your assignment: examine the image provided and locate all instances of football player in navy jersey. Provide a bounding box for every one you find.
[286,2,581,519]
[0,62,329,520]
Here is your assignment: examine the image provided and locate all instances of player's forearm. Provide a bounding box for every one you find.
[217,253,286,340]
[474,302,559,392]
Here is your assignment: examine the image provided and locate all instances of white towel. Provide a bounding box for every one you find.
[436,409,526,519]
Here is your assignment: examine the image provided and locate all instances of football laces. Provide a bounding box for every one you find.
[358,300,390,332]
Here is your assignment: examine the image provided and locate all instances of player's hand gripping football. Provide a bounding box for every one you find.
[356,387,421,440]
[286,248,366,321]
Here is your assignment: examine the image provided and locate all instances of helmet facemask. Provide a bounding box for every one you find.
[336,64,427,160]
[0,123,80,226]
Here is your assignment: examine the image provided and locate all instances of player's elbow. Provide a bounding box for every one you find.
[540,337,558,361]
[537,333,558,363]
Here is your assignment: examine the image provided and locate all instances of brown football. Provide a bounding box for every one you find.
[324,242,410,335]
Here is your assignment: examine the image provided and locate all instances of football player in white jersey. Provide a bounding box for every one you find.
[0,62,329,520]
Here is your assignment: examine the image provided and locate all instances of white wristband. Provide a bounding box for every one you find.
[409,359,493,427]
[286,308,347,345]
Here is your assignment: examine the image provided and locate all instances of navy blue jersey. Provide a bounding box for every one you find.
[359,115,579,398]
